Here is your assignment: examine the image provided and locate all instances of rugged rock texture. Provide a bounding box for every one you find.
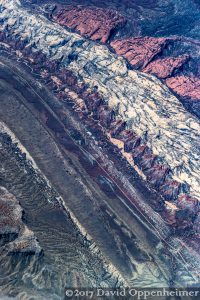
[176,194,199,215]
[48,4,200,119]
[1,52,199,290]
[0,186,41,254]
[0,123,130,297]
[0,1,200,292]
[1,0,200,206]
[109,35,199,116]
[110,36,168,69]
[53,5,126,43]
[166,76,200,118]
[166,75,200,101]
[0,55,196,234]
[110,36,200,117]
[143,55,189,79]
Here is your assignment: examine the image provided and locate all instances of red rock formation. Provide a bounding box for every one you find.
[117,129,132,141]
[163,204,194,230]
[3,31,199,232]
[110,36,168,69]
[44,59,60,73]
[31,51,46,65]
[54,6,126,43]
[162,206,177,226]
[166,76,200,101]
[58,69,78,86]
[143,55,189,79]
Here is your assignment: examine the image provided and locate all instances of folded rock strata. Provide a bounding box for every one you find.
[0,0,200,231]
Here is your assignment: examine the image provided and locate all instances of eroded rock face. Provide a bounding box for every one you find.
[176,194,199,215]
[1,0,200,237]
[0,186,41,254]
[110,36,168,69]
[50,6,200,117]
[0,0,199,295]
[143,55,189,79]
[166,76,200,101]
[53,5,126,43]
[1,0,200,204]
[48,4,200,119]
[160,180,182,201]
[166,76,200,118]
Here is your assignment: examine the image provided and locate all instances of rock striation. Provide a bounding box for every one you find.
[0,186,41,255]
[166,75,200,101]
[50,6,200,117]
[166,76,200,118]
[110,36,168,69]
[110,36,200,117]
[49,6,200,118]
[143,55,189,79]
[0,0,200,233]
[53,5,126,43]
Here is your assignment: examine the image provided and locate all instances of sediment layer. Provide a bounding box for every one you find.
[53,5,126,43]
[52,5,200,117]
[1,0,200,233]
[0,186,41,254]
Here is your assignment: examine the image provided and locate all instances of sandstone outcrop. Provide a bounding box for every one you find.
[110,120,126,138]
[166,75,200,101]
[110,36,168,69]
[117,130,141,151]
[53,6,126,43]
[1,0,200,233]
[143,55,189,79]
[163,206,194,230]
[49,5,200,119]
[47,4,200,119]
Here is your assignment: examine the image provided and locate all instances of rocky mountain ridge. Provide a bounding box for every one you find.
[0,1,200,295]
[0,0,200,234]
[51,4,200,118]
